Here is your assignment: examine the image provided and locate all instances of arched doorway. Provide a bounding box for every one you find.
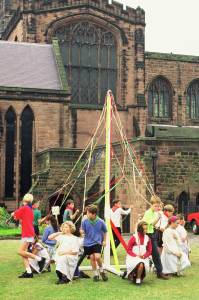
[177,191,189,214]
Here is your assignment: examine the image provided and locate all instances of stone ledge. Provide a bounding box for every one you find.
[145,51,199,63]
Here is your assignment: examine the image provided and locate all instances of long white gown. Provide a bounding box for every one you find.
[161,227,191,274]
[55,234,80,281]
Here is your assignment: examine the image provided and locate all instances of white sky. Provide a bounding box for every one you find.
[116,0,199,56]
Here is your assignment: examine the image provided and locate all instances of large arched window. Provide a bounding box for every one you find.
[187,80,199,120]
[148,77,172,118]
[20,106,34,196]
[55,21,117,104]
[5,107,16,198]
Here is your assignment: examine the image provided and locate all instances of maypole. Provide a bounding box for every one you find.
[104,90,112,267]
[104,90,122,275]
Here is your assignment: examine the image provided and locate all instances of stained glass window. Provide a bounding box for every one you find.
[55,21,117,104]
[187,80,199,120]
[5,107,16,198]
[148,77,172,118]
[20,106,34,197]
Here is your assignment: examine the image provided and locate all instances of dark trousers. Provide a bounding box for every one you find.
[34,225,39,236]
[148,233,163,275]
[74,252,87,276]
[113,227,121,248]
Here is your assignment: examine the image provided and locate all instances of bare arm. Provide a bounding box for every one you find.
[48,231,62,240]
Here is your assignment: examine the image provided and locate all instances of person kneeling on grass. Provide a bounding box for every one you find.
[126,221,152,286]
[161,216,191,276]
[28,236,51,273]
[49,221,80,284]
[11,193,46,278]
[80,205,108,282]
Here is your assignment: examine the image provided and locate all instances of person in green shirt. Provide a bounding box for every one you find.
[33,200,46,236]
[143,195,169,280]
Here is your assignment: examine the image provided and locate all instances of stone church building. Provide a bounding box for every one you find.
[0,1,199,230]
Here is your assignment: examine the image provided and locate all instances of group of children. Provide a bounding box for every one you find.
[11,193,191,286]
[125,196,191,285]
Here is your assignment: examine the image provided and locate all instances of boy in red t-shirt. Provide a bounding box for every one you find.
[11,194,46,278]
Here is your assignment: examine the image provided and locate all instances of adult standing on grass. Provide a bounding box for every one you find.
[11,194,46,278]
[143,195,169,280]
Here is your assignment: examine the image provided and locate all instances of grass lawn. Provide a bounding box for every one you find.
[0,228,21,237]
[0,240,199,300]
[0,227,44,237]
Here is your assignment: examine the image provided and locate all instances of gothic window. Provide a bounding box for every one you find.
[5,107,16,198]
[187,80,199,120]
[20,106,34,197]
[148,77,172,118]
[55,21,117,104]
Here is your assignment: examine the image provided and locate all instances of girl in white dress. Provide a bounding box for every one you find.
[176,214,190,257]
[49,221,80,284]
[126,221,152,286]
[161,216,191,276]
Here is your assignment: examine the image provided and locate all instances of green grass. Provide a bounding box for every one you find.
[0,240,199,300]
[0,228,21,237]
[0,226,44,237]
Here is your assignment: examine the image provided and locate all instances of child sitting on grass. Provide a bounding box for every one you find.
[176,214,190,257]
[11,193,46,278]
[49,221,80,284]
[81,205,108,282]
[126,221,152,286]
[42,215,58,261]
[161,216,191,276]
[28,236,50,273]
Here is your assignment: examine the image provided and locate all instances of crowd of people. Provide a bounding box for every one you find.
[11,193,191,286]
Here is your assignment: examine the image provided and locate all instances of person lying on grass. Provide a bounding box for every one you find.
[49,221,80,284]
[126,221,152,286]
[11,193,46,278]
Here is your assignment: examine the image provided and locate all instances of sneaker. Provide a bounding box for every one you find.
[93,275,100,282]
[18,272,33,278]
[38,257,46,272]
[100,271,108,282]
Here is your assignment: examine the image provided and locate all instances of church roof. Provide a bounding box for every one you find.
[0,41,63,90]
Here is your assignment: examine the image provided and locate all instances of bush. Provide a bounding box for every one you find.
[0,207,11,228]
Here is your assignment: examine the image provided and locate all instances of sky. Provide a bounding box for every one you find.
[115,0,199,56]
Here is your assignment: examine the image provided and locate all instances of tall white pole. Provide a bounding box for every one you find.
[104,90,112,267]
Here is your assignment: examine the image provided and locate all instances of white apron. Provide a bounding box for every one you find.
[161,228,191,274]
[126,233,150,276]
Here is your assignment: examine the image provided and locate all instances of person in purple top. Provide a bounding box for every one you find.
[81,205,108,282]
[42,215,58,263]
